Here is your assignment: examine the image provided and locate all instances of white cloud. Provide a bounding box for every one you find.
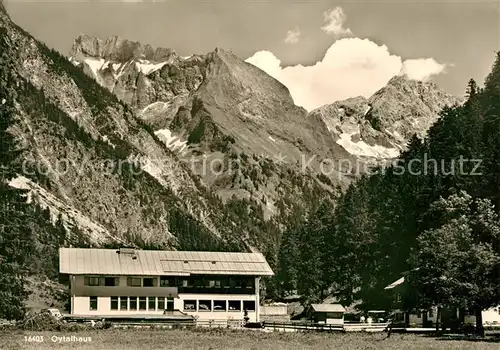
[245,38,448,111]
[401,58,450,81]
[321,7,352,36]
[284,28,301,44]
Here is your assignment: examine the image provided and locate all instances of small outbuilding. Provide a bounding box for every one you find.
[307,303,346,325]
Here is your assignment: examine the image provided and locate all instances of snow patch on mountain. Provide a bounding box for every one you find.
[69,57,81,67]
[135,60,167,75]
[155,128,188,154]
[363,105,372,117]
[84,58,105,77]
[337,132,400,159]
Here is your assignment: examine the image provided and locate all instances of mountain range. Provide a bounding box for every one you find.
[0,3,460,307]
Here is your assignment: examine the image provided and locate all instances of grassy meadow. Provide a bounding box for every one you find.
[1,328,500,350]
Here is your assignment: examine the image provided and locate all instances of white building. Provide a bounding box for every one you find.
[59,247,274,322]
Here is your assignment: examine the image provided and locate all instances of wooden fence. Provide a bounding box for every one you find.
[261,321,391,333]
[111,318,245,329]
[344,322,390,332]
[262,321,344,332]
[196,319,246,328]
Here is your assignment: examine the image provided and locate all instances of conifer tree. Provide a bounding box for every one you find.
[0,28,35,320]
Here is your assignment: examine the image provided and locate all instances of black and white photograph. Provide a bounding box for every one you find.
[0,0,499,348]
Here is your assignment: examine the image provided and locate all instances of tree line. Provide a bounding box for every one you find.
[275,54,500,335]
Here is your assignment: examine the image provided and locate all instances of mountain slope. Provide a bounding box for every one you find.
[69,35,353,164]
[70,35,356,213]
[310,75,461,161]
[0,5,243,250]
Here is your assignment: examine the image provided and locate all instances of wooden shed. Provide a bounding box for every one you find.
[307,303,346,325]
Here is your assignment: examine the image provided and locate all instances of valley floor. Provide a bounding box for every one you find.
[1,329,500,350]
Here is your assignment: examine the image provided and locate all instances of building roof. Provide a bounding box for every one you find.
[310,303,346,313]
[59,248,274,276]
[384,276,405,290]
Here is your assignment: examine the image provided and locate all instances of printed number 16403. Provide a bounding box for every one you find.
[25,335,44,343]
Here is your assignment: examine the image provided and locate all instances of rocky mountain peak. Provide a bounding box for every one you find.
[311,75,460,160]
[202,47,295,106]
[70,34,177,63]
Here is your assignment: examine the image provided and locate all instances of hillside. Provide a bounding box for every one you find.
[0,5,245,251]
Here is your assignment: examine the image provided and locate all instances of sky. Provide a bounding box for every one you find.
[3,0,500,111]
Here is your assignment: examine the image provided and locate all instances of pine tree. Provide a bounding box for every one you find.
[276,226,300,295]
[465,78,479,100]
[0,28,35,320]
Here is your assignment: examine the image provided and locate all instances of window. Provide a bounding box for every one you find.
[204,279,213,288]
[89,296,98,310]
[228,300,241,311]
[184,300,196,311]
[183,278,195,288]
[111,297,119,310]
[127,277,142,287]
[194,279,203,288]
[428,309,434,318]
[84,277,100,286]
[105,277,119,286]
[199,300,211,311]
[143,278,157,287]
[166,297,174,312]
[148,297,156,311]
[213,300,226,311]
[244,278,255,289]
[232,279,243,289]
[243,301,255,311]
[214,280,221,288]
[158,297,165,311]
[139,297,147,310]
[160,277,175,287]
[130,297,138,310]
[222,278,230,289]
[120,297,128,311]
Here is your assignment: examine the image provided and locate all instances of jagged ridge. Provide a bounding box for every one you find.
[309,75,461,160]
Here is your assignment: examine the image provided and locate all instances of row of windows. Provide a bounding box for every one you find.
[183,300,256,312]
[160,277,255,289]
[84,276,255,289]
[89,296,174,311]
[87,297,256,312]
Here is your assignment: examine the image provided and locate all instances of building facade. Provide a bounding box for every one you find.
[59,248,274,322]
